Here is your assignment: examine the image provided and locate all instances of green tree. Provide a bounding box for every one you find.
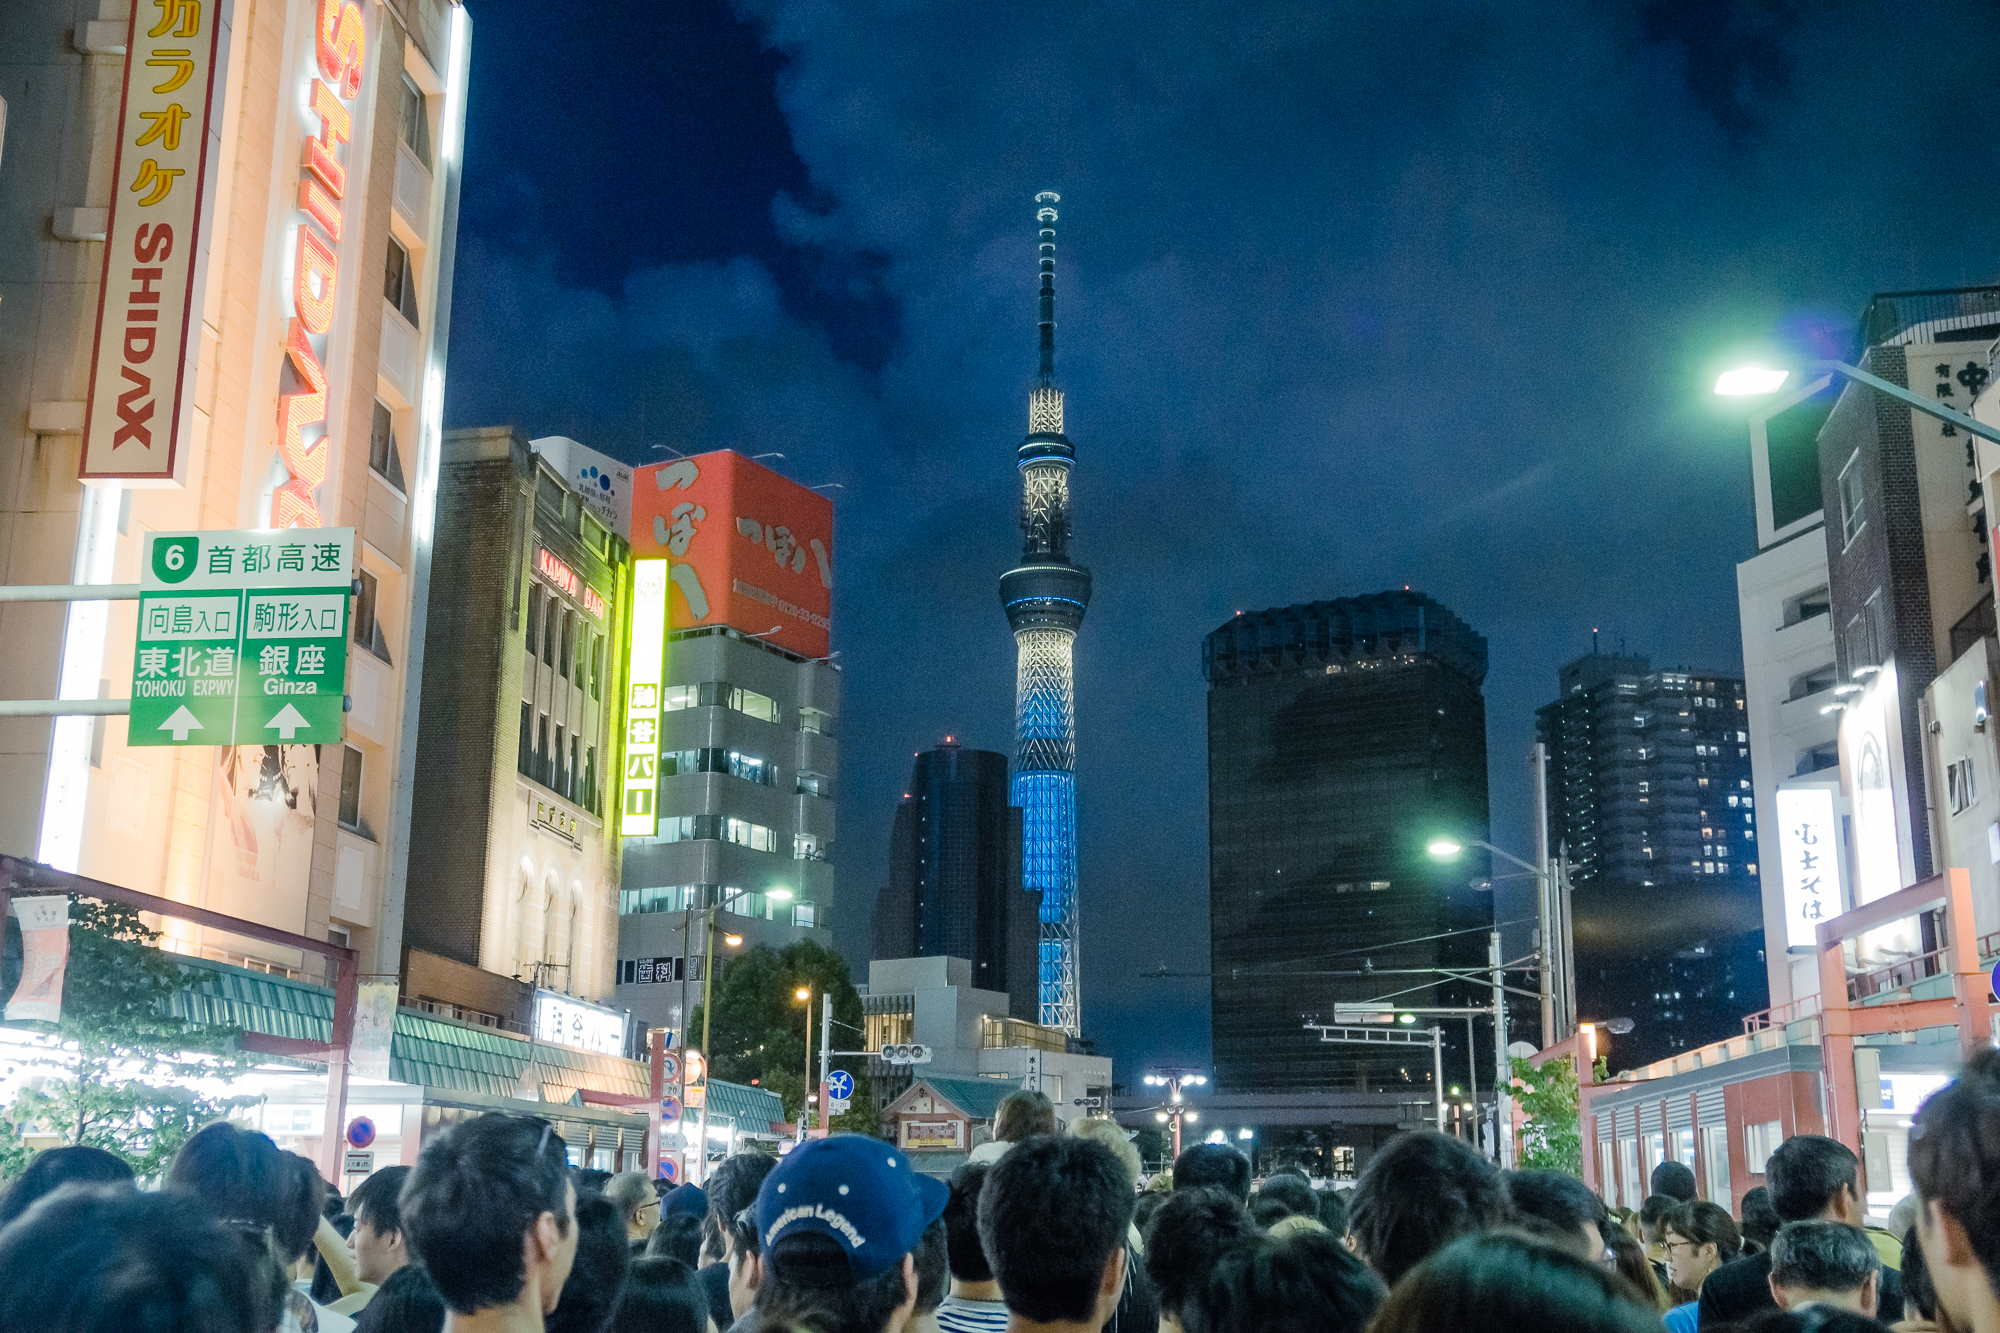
[1510,1052,1582,1175]
[3,896,252,1179]
[691,938,869,1129]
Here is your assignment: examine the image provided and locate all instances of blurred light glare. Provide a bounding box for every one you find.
[1715,366,1790,396]
[1428,838,1463,858]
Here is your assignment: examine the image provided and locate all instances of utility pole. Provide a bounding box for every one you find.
[1491,930,1513,1167]
[1533,743,1555,1047]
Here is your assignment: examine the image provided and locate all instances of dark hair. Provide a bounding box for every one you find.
[576,1168,614,1196]
[1769,1221,1879,1295]
[1766,1136,1858,1223]
[1369,1231,1664,1333]
[1317,1188,1348,1236]
[993,1089,1056,1143]
[945,1162,994,1282]
[166,1121,323,1261]
[1638,1193,1681,1236]
[546,1193,633,1333]
[1735,1311,1896,1333]
[350,1165,414,1238]
[1900,1225,1937,1322]
[755,1232,913,1333]
[1249,1195,1293,1229]
[1605,1224,1669,1311]
[1669,1201,1742,1264]
[1172,1143,1253,1203]
[1253,1173,1318,1222]
[355,1264,448,1333]
[1143,1187,1259,1316]
[1346,1132,1510,1287]
[614,1257,709,1333]
[647,1211,705,1267]
[0,1145,135,1225]
[980,1136,1135,1323]
[913,1217,948,1313]
[401,1113,574,1314]
[0,1184,283,1333]
[728,1202,761,1259]
[1508,1170,1608,1252]
[1651,1160,1698,1203]
[1133,1191,1167,1236]
[1741,1186,1782,1252]
[313,1212,356,1305]
[1181,1228,1383,1333]
[1909,1046,2000,1291]
[707,1152,779,1238]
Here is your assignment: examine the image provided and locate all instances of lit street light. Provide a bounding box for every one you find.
[1142,1069,1208,1160]
[1715,358,2000,444]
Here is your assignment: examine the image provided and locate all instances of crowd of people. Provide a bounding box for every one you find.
[7,1050,2000,1333]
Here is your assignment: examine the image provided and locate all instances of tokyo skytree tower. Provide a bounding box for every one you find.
[999,191,1091,1036]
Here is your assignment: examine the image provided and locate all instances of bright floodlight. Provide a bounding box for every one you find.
[1427,838,1463,858]
[1191,1075,1207,1086]
[1715,366,1790,396]
[1238,1127,1254,1140]
[795,987,811,1001]
[1156,1112,1169,1122]
[769,888,795,901]
[1398,1014,1416,1025]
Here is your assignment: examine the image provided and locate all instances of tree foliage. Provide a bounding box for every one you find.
[1510,1052,1582,1175]
[3,896,252,1179]
[690,938,871,1130]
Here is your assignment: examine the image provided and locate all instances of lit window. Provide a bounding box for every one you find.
[1838,452,1866,546]
[1727,796,1739,807]
[384,237,420,327]
[725,818,776,853]
[793,902,816,929]
[661,685,700,712]
[1637,781,1650,793]
[794,833,825,861]
[397,73,432,169]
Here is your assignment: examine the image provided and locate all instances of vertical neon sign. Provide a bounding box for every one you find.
[621,559,666,837]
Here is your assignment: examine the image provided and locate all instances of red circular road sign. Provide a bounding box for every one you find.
[660,1096,683,1125]
[345,1117,376,1149]
[659,1051,681,1085]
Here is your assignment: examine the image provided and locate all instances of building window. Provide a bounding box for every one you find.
[353,569,392,663]
[793,903,816,929]
[1949,758,1979,816]
[799,707,828,735]
[542,595,557,666]
[1838,451,1866,547]
[527,582,543,647]
[662,685,699,712]
[537,714,551,786]
[397,73,432,168]
[797,771,828,798]
[518,702,533,777]
[338,745,363,828]
[1701,1124,1731,1202]
[724,818,776,852]
[554,725,567,796]
[384,237,420,327]
[569,736,580,803]
[584,746,597,814]
[726,750,771,786]
[795,833,825,861]
[369,401,407,490]
[590,635,603,700]
[1745,1120,1783,1175]
[558,609,574,679]
[728,686,778,723]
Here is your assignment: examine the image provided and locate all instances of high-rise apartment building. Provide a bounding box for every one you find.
[613,452,838,1036]
[1205,592,1491,1093]
[1536,654,1765,1065]
[404,428,630,1021]
[871,742,1038,1018]
[0,0,469,980]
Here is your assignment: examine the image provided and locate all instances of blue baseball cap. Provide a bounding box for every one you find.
[755,1135,950,1284]
[661,1182,708,1219]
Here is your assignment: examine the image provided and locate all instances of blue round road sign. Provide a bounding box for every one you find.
[346,1117,376,1149]
[1990,959,2000,1001]
[826,1071,854,1100]
[657,1155,680,1184]
[660,1095,683,1125]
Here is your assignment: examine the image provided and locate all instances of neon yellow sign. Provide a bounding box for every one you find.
[621,559,667,837]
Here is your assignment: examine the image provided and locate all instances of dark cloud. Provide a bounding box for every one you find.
[448,0,2000,1087]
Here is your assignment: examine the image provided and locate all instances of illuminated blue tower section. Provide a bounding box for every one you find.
[1000,192,1091,1036]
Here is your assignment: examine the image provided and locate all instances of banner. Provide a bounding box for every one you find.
[4,897,73,1023]
[350,979,397,1080]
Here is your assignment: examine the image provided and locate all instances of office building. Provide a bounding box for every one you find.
[871,742,1038,1017]
[613,452,838,1035]
[999,193,1092,1035]
[404,428,630,1021]
[1205,591,1491,1093]
[1536,654,1765,1066]
[0,0,469,980]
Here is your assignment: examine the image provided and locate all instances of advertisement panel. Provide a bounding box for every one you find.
[621,560,667,837]
[900,1118,965,1151]
[532,437,633,539]
[632,452,834,660]
[535,988,626,1055]
[79,0,236,484]
[1840,663,1923,969]
[1774,784,1842,950]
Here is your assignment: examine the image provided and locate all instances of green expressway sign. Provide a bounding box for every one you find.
[129,529,354,747]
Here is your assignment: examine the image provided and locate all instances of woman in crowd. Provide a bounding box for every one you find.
[614,1256,716,1333]
[1372,1231,1667,1333]
[0,1143,134,1226]
[1606,1222,1672,1311]
[967,1090,1057,1164]
[1662,1201,1742,1332]
[353,1266,447,1333]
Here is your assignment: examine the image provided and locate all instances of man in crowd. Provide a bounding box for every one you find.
[401,1113,579,1332]
[980,1136,1135,1333]
[326,1164,412,1316]
[1142,1187,1259,1333]
[1346,1131,1510,1286]
[748,1134,949,1333]
[1697,1135,1902,1328]
[1508,1169,1610,1264]
[1170,1142,1251,1203]
[1766,1221,1881,1318]
[701,1152,777,1329]
[1910,1046,2000,1333]
[1652,1161,1698,1204]
[937,1163,1007,1332]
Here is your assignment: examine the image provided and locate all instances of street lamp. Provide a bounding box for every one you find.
[1715,358,2000,444]
[795,986,814,1144]
[690,885,794,1181]
[1142,1069,1208,1159]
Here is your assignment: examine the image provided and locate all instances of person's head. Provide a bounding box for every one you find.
[912,1217,948,1314]
[1143,1187,1260,1321]
[166,1120,323,1261]
[354,1264,448,1333]
[1742,1185,1782,1253]
[1069,1117,1142,1188]
[576,1168,614,1196]
[1733,1311,1894,1333]
[1605,1224,1670,1311]
[1909,1046,2000,1333]
[1900,1225,1937,1324]
[0,1145,135,1226]
[661,1182,709,1221]
[347,1165,414,1285]
[1371,1231,1664,1333]
[993,1089,1057,1144]
[1316,1187,1347,1237]
[1133,1190,1168,1237]
[1768,1221,1880,1316]
[707,1152,779,1258]
[1345,1131,1510,1287]
[614,1257,710,1333]
[0,1184,283,1333]
[752,1134,949,1333]
[1651,1160,1698,1204]
[1180,1228,1383,1333]
[546,1193,633,1333]
[648,1210,705,1267]
[1767,1136,1862,1224]
[944,1163,994,1284]
[606,1171,661,1243]
[1507,1170,1609,1265]
[1252,1172,1318,1225]
[1665,1201,1741,1295]
[401,1113,578,1316]
[1638,1193,1681,1246]
[981,1135,1134,1327]
[728,1205,764,1318]
[1172,1143,1252,1203]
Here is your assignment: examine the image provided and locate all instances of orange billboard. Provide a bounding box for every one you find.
[631,451,834,659]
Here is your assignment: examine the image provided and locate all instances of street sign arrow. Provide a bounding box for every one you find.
[266,703,309,739]
[158,705,204,741]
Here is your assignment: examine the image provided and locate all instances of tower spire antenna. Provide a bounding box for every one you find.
[1036,191,1059,387]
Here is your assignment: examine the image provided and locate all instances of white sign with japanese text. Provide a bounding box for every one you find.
[1775,785,1841,950]
[534,988,626,1056]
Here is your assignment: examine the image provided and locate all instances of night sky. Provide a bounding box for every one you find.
[444,1,2000,1090]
